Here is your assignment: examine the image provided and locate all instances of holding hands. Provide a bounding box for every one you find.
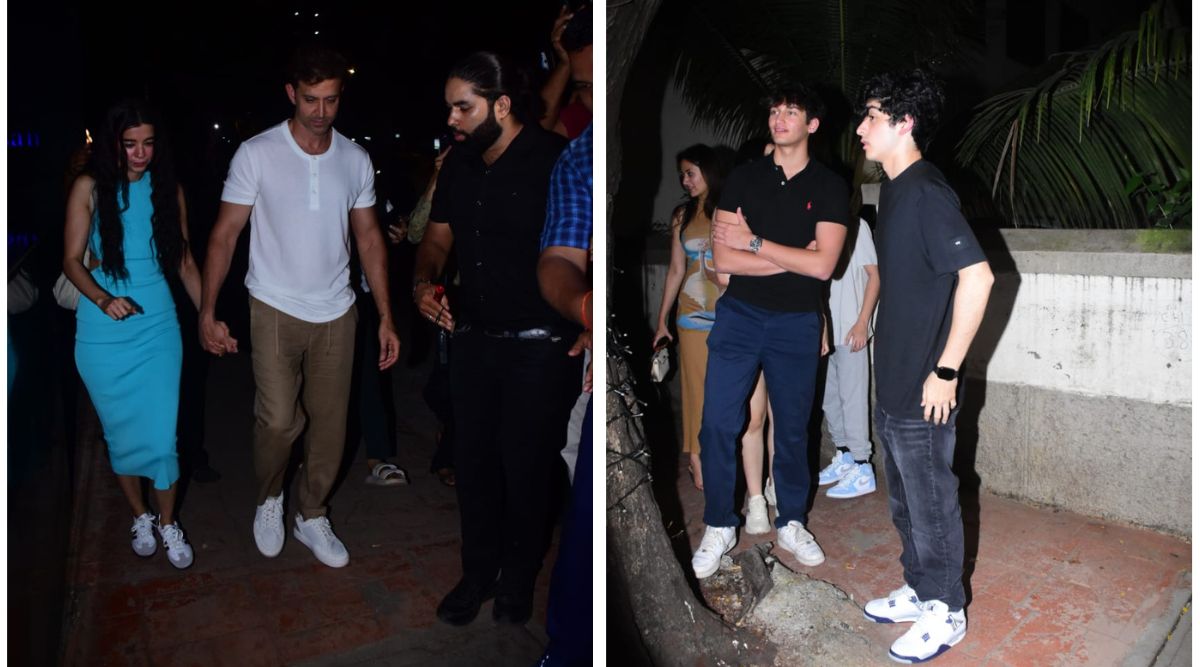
[199,315,238,356]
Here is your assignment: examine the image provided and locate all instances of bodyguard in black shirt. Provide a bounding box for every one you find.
[855,69,993,664]
[412,52,581,628]
[690,84,849,580]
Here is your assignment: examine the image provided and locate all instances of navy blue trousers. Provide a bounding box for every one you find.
[699,296,821,528]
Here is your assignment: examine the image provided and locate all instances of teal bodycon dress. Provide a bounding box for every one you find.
[74,175,181,490]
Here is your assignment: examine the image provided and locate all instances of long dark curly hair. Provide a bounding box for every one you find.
[89,99,184,281]
[674,144,726,234]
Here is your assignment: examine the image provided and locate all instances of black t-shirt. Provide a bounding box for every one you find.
[717,156,850,312]
[874,160,987,418]
[430,124,568,329]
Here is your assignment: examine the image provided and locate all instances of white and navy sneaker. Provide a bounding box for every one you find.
[864,583,923,623]
[826,462,876,499]
[889,600,967,663]
[817,451,856,485]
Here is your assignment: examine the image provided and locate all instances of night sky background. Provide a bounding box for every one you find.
[9,0,570,278]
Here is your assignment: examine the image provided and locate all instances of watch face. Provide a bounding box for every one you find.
[936,367,957,380]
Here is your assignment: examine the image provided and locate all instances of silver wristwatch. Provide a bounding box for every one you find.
[748,235,763,254]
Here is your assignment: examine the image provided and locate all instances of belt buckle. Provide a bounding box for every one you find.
[517,327,551,340]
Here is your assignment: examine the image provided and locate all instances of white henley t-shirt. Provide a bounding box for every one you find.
[221,121,376,323]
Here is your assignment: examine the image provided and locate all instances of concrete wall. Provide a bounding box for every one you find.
[967,230,1191,536]
[641,229,1192,536]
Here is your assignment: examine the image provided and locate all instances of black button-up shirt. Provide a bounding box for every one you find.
[430,124,568,329]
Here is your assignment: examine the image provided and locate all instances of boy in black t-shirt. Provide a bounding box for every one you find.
[855,69,994,663]
[690,84,849,579]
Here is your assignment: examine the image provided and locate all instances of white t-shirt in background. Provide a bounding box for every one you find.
[829,218,878,344]
[222,121,376,323]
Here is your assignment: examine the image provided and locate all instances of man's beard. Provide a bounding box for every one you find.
[459,110,502,154]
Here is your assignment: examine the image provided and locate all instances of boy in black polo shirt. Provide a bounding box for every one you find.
[690,84,849,578]
[855,69,994,663]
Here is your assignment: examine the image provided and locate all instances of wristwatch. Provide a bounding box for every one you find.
[934,366,959,381]
[748,235,763,254]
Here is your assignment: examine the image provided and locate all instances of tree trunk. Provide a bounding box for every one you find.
[606,8,766,662]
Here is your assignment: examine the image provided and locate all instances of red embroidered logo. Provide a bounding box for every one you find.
[806,201,812,210]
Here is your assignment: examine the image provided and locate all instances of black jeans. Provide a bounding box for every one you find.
[449,328,582,595]
[876,405,966,610]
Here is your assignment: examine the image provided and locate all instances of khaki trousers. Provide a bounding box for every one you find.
[249,297,357,518]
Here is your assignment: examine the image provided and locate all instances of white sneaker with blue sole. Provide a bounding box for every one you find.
[889,600,967,663]
[826,462,876,499]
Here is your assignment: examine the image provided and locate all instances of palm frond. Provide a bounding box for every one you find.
[956,2,1190,228]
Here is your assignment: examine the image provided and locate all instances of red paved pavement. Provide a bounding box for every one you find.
[676,452,1191,665]
[60,352,556,666]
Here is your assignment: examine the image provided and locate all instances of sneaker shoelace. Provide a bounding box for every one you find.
[308,517,337,544]
[698,529,727,554]
[260,497,282,524]
[160,523,187,552]
[132,514,155,540]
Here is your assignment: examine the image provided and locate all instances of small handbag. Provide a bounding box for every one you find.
[650,345,671,383]
[53,249,90,310]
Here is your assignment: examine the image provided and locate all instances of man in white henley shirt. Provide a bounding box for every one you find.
[199,45,400,569]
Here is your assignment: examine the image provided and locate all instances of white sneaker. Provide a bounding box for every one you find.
[293,513,349,568]
[764,477,777,507]
[889,600,967,663]
[157,521,194,569]
[826,462,877,499]
[864,583,923,623]
[253,493,285,557]
[745,495,771,535]
[691,526,736,578]
[131,512,158,557]
[776,520,825,566]
[818,451,856,485]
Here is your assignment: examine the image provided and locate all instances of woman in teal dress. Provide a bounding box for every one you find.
[62,100,202,569]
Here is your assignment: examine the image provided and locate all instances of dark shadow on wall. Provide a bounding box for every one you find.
[951,225,1020,607]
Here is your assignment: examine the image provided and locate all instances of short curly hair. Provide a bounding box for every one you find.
[860,69,945,153]
[763,83,826,124]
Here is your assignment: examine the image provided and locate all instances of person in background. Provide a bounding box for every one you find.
[539,3,591,139]
[652,144,726,491]
[62,99,203,569]
[535,9,593,660]
[816,217,880,499]
[402,146,457,487]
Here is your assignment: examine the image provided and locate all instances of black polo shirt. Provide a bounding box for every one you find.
[430,124,567,329]
[874,159,987,418]
[717,155,850,312]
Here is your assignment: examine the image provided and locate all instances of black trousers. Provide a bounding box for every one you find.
[449,328,582,595]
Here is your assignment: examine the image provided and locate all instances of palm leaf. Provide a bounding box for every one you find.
[956,1,1190,228]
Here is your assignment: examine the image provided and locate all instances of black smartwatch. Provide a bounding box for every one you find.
[934,366,959,381]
